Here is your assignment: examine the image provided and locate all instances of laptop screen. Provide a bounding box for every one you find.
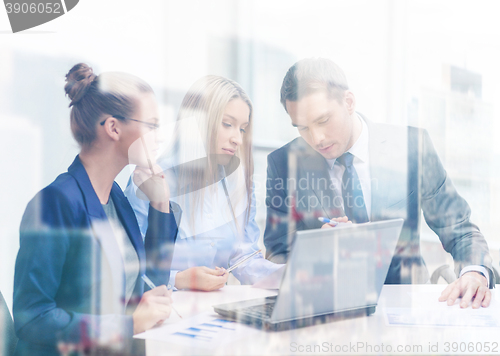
[271,219,403,322]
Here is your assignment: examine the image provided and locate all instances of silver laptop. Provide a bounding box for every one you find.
[213,219,404,331]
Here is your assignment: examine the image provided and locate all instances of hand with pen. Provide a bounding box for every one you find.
[319,216,351,229]
[175,266,229,291]
[174,250,262,291]
[133,164,171,213]
[132,285,173,334]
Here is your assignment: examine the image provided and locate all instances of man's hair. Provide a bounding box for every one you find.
[280,58,349,112]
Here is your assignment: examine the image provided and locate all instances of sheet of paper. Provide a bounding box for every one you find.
[384,289,500,328]
[405,289,500,309]
[134,311,259,349]
[385,307,500,328]
[252,265,285,290]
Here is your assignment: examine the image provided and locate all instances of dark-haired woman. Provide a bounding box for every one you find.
[12,64,180,356]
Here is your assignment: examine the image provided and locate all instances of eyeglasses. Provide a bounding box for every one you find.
[100,115,160,131]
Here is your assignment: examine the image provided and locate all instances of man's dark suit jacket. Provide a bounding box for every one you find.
[13,156,181,356]
[263,117,494,286]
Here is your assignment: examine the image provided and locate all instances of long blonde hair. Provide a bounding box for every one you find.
[173,75,254,229]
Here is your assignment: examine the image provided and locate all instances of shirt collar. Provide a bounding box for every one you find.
[326,114,369,169]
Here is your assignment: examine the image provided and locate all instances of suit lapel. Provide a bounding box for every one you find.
[365,118,411,221]
[67,156,127,308]
[366,119,389,221]
[111,185,146,275]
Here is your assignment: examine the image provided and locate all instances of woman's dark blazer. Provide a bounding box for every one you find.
[13,156,181,355]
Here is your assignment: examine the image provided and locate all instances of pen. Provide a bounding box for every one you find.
[318,217,339,226]
[225,249,262,273]
[141,274,182,319]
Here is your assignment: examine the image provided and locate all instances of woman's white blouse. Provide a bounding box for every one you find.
[124,163,282,289]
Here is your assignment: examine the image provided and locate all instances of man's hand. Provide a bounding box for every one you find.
[321,216,351,229]
[175,266,228,291]
[438,272,490,309]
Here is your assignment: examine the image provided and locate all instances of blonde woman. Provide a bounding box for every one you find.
[126,76,282,291]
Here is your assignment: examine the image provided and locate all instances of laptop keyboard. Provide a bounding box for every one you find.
[239,302,276,319]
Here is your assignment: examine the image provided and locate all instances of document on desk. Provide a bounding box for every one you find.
[384,290,500,328]
[134,311,259,349]
[385,307,500,328]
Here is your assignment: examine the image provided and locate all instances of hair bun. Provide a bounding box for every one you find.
[64,63,97,107]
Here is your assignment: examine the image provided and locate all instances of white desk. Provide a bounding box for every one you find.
[145,285,500,355]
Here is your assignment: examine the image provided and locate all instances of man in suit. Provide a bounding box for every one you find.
[263,58,494,308]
